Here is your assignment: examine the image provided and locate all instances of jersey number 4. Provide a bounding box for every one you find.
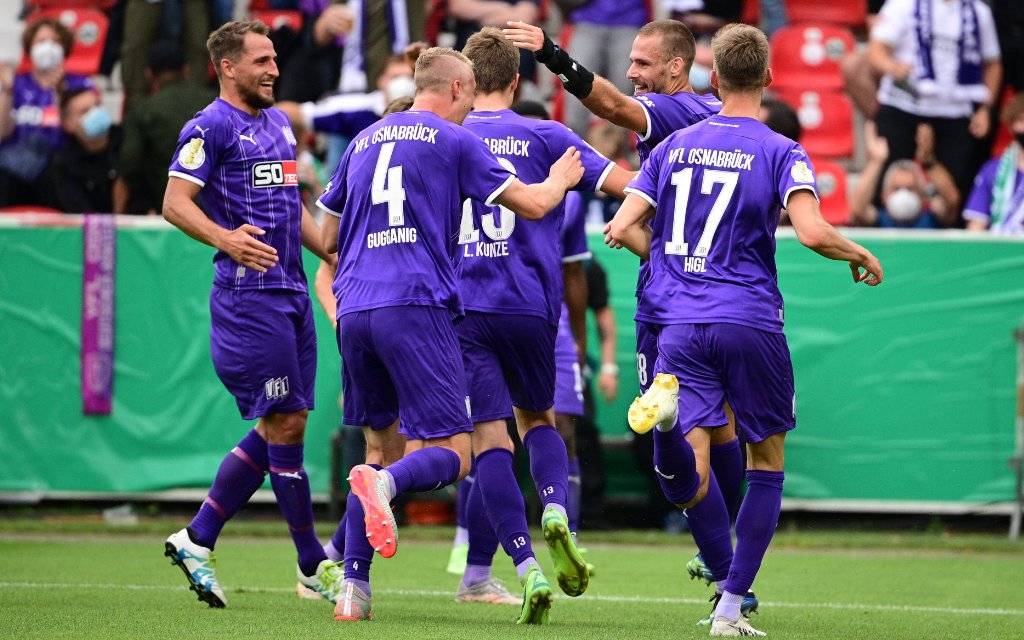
[372,142,407,226]
[665,169,738,257]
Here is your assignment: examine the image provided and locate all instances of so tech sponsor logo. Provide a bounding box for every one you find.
[252,160,299,188]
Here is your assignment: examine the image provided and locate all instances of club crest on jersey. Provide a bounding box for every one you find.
[252,160,299,188]
[791,160,814,184]
[178,138,205,170]
[281,125,298,146]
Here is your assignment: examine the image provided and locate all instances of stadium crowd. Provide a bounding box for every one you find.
[1,0,1022,231]
[0,0,1014,632]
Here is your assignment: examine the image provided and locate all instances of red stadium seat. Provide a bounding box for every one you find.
[19,8,109,76]
[776,89,855,159]
[770,24,855,92]
[250,10,304,33]
[809,157,849,226]
[785,0,867,28]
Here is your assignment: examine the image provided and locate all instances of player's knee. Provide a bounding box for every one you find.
[262,409,308,443]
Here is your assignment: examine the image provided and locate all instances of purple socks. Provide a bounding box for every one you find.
[189,429,268,549]
[682,468,734,583]
[475,448,535,567]
[384,446,461,495]
[723,470,784,597]
[268,442,327,577]
[652,426,700,505]
[710,438,744,522]
[465,465,499,567]
[567,457,582,533]
[343,464,381,589]
[522,425,569,511]
[325,513,347,562]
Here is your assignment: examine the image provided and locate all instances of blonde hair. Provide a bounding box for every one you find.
[414,47,473,94]
[711,23,769,93]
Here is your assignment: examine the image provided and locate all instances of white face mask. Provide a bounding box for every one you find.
[31,39,64,71]
[885,188,923,222]
[385,75,416,103]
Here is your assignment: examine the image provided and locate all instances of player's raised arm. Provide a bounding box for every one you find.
[787,190,883,286]
[163,176,279,273]
[603,193,654,260]
[503,21,649,135]
[494,146,584,220]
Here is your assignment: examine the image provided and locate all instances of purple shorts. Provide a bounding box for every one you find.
[635,319,660,394]
[456,312,556,422]
[337,350,378,429]
[656,322,795,443]
[209,287,316,420]
[553,316,584,416]
[339,306,472,440]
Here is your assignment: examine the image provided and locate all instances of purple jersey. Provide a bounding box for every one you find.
[303,91,385,137]
[632,91,722,163]
[626,115,817,333]
[571,0,649,27]
[963,156,1024,232]
[630,91,721,298]
[168,99,306,292]
[457,110,613,325]
[318,109,515,318]
[554,190,590,414]
[0,73,93,180]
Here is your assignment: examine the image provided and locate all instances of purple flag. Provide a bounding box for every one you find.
[81,214,115,415]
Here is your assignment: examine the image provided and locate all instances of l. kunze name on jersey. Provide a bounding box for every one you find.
[462,240,509,258]
[483,136,530,157]
[667,147,755,170]
[353,124,439,152]
[367,227,418,248]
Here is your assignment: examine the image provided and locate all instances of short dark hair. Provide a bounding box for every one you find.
[510,100,550,120]
[207,20,270,76]
[22,18,74,58]
[59,87,95,117]
[638,20,696,70]
[761,96,801,141]
[463,27,519,94]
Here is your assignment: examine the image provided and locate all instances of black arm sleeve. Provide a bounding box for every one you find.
[533,31,595,100]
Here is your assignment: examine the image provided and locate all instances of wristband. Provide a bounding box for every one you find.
[600,363,619,375]
[533,31,594,100]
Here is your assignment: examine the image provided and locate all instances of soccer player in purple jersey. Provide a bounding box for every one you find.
[506,17,755,606]
[317,46,584,622]
[161,20,342,609]
[605,23,884,636]
[452,29,635,623]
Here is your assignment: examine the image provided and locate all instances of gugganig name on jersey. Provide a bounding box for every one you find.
[666,147,756,171]
[352,123,439,153]
[252,160,299,188]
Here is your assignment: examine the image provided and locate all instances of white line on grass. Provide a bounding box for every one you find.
[0,582,1021,617]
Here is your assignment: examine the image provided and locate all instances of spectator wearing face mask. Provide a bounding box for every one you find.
[39,88,119,213]
[850,121,960,228]
[964,94,1024,233]
[0,18,95,207]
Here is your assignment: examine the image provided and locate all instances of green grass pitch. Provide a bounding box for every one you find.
[1,522,1022,639]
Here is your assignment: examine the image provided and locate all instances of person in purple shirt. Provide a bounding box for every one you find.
[605,24,883,637]
[965,94,1024,233]
[506,18,758,608]
[447,29,633,623]
[317,46,583,623]
[161,20,341,611]
[0,18,94,206]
